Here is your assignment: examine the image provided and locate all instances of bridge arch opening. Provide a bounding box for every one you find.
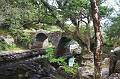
[35,33,48,42]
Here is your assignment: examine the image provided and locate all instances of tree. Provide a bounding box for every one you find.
[0,0,108,51]
[105,16,120,47]
[90,0,103,79]
[40,0,109,52]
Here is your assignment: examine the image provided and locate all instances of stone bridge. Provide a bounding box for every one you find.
[31,30,74,49]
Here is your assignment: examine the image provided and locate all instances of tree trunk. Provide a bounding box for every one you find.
[90,0,103,79]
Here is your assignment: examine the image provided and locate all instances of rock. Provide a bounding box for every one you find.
[48,31,62,47]
[101,58,110,79]
[30,42,43,49]
[0,36,5,41]
[82,53,94,66]
[115,60,120,73]
[101,68,109,79]
[30,74,39,79]
[109,47,120,75]
[0,49,45,63]
[42,38,49,48]
[77,67,94,79]
[103,58,110,64]
[66,40,82,55]
[0,35,14,45]
[56,37,71,57]
[0,58,57,79]
[113,46,120,52]
[108,73,120,79]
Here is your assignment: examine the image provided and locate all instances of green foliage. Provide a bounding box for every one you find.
[62,63,79,76]
[45,47,54,56]
[43,47,66,65]
[99,1,114,17]
[9,26,32,48]
[99,6,109,16]
[43,47,79,76]
[0,41,10,51]
[0,41,17,51]
[68,0,89,9]
[104,16,120,47]
[57,0,90,19]
[0,0,109,32]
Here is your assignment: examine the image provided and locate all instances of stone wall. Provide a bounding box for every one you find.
[31,31,62,49]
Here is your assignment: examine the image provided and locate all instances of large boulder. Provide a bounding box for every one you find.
[109,46,120,75]
[114,60,120,73]
[108,73,120,79]
[0,58,57,79]
[77,67,94,79]
[0,35,14,45]
[65,40,81,55]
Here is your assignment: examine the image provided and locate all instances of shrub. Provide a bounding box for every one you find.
[0,41,17,51]
[43,47,79,76]
[9,26,32,48]
[62,63,79,76]
[0,41,10,51]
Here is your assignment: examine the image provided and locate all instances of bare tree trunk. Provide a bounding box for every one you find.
[90,0,103,79]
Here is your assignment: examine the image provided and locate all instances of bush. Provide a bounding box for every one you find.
[43,47,66,65]
[62,63,79,76]
[0,41,17,51]
[0,41,11,51]
[43,47,79,76]
[9,26,32,48]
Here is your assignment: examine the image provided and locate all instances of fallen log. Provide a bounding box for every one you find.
[0,49,47,63]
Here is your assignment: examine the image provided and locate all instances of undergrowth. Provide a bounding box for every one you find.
[43,47,79,76]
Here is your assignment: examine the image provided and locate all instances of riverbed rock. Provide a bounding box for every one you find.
[115,60,120,73]
[108,73,120,79]
[109,47,120,75]
[0,35,14,45]
[77,67,94,79]
[0,58,57,79]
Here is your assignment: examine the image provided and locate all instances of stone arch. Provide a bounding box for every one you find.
[31,32,48,49]
[56,36,82,66]
[48,31,62,47]
[35,33,48,42]
[56,37,71,57]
